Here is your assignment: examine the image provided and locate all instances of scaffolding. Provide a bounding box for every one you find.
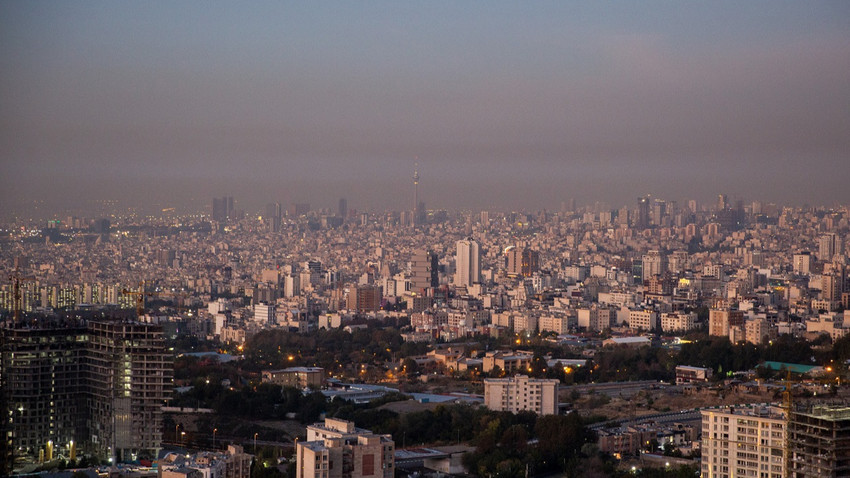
[788,400,850,478]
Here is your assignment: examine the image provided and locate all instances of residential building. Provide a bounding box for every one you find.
[660,312,696,333]
[296,418,394,478]
[675,365,712,385]
[483,375,558,415]
[410,250,438,293]
[700,405,786,478]
[708,309,745,338]
[628,309,658,331]
[481,351,533,374]
[454,239,480,287]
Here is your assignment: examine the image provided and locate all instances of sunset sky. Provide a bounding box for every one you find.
[2,2,848,215]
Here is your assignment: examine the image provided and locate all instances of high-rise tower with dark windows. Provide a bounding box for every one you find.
[636,195,651,229]
[1,317,171,464]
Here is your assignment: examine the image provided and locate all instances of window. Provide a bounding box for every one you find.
[362,454,375,476]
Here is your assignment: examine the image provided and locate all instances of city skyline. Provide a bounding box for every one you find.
[2,2,849,217]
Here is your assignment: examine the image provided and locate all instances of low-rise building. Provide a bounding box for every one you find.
[481,350,533,374]
[675,365,712,385]
[262,367,325,389]
[297,418,394,478]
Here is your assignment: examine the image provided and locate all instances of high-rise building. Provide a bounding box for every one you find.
[291,203,311,217]
[157,249,176,267]
[410,249,438,294]
[641,250,667,283]
[717,194,728,211]
[708,309,745,338]
[822,270,845,302]
[1,318,172,463]
[793,252,813,275]
[636,195,651,229]
[700,405,786,478]
[338,198,348,218]
[483,375,558,415]
[788,401,850,477]
[505,247,539,277]
[265,202,282,232]
[819,233,843,262]
[296,418,394,478]
[652,199,666,226]
[212,196,234,222]
[455,239,480,287]
[348,285,382,312]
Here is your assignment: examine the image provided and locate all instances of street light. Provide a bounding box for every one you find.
[254,432,258,454]
[213,428,218,449]
[175,424,180,443]
[181,431,186,446]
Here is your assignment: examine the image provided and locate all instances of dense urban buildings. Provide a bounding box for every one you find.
[0,195,848,475]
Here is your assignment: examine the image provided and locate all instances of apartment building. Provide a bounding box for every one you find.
[700,405,786,478]
[296,418,394,478]
[483,375,558,415]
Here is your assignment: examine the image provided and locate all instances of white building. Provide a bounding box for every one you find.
[628,309,658,331]
[253,303,275,325]
[700,405,785,478]
[483,375,558,415]
[659,312,696,333]
[455,239,481,287]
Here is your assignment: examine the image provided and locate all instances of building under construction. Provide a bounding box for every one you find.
[0,317,172,466]
[788,400,850,477]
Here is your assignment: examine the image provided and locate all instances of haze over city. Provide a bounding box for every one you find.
[2,2,849,218]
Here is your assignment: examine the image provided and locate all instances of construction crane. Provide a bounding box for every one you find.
[783,370,793,476]
[121,281,190,317]
[121,280,158,317]
[8,266,36,323]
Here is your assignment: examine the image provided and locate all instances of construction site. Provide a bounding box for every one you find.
[788,400,850,478]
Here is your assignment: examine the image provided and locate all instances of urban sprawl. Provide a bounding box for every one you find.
[2,194,849,478]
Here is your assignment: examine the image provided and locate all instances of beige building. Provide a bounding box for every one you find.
[481,351,533,374]
[660,312,696,333]
[483,375,558,415]
[700,405,786,478]
[577,306,613,332]
[744,318,771,345]
[708,309,744,337]
[628,309,658,331]
[296,418,394,478]
[539,315,570,335]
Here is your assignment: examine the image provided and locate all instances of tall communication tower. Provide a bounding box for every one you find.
[413,161,420,225]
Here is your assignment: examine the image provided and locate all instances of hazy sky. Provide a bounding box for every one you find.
[1,2,849,216]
